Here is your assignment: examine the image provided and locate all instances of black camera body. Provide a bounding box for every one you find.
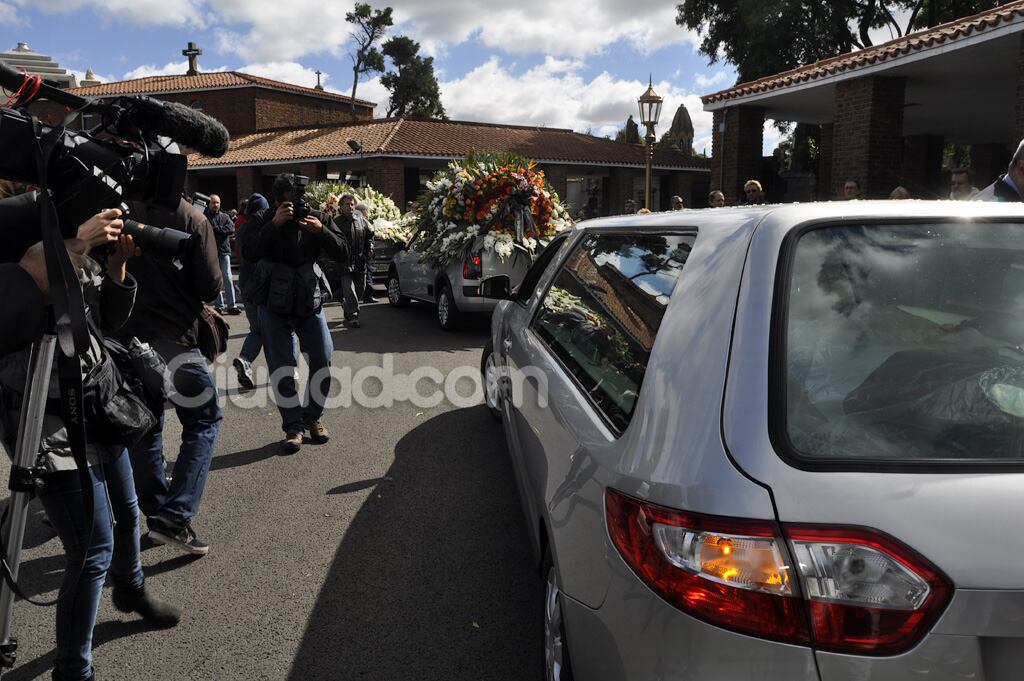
[291,175,311,221]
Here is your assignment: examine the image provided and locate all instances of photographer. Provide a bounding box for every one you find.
[0,207,181,681]
[242,174,348,453]
[117,198,224,555]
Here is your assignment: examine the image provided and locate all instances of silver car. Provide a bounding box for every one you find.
[386,233,532,330]
[483,202,1024,681]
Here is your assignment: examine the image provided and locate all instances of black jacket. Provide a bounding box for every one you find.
[241,206,348,266]
[335,212,371,271]
[206,209,236,256]
[115,199,223,349]
[0,264,47,356]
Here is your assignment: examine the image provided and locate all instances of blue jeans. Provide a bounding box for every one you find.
[240,301,262,363]
[259,306,333,434]
[216,252,236,309]
[130,348,221,527]
[39,451,143,681]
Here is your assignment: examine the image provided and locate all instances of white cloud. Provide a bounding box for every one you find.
[123,60,227,80]
[694,69,730,90]
[14,0,201,26]
[439,57,712,149]
[0,2,24,25]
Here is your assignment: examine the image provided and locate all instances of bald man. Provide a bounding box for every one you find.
[206,193,240,314]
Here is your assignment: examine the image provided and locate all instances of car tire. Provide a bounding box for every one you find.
[436,282,462,331]
[387,270,409,307]
[481,339,502,422]
[543,549,575,681]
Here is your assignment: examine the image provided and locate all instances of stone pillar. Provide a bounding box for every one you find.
[366,157,406,201]
[710,106,764,204]
[902,135,944,199]
[831,76,905,199]
[236,167,258,204]
[971,143,1010,188]
[817,123,834,199]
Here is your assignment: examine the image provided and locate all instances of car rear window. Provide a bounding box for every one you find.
[782,222,1024,465]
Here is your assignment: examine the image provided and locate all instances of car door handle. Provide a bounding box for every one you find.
[503,338,513,353]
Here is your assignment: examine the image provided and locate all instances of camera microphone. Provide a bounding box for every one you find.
[118,97,229,158]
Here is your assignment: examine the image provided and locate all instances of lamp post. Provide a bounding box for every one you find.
[637,77,663,211]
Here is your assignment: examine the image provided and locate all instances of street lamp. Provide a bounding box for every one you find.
[637,76,663,211]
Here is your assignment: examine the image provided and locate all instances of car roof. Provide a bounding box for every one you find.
[574,200,1024,238]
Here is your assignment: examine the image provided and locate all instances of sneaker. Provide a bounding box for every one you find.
[233,357,255,391]
[226,307,242,316]
[307,421,330,445]
[148,518,209,556]
[284,432,302,453]
[346,318,361,328]
[112,583,181,628]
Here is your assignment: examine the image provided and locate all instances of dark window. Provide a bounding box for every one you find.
[514,234,570,304]
[532,232,694,431]
[781,222,1024,465]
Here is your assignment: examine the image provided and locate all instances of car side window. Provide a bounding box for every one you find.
[531,232,695,432]
[514,234,570,304]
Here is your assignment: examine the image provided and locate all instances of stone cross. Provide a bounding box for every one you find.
[183,42,202,76]
[315,70,324,90]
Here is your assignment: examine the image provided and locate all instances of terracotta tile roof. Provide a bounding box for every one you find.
[702,1,1024,105]
[69,71,376,107]
[188,118,710,170]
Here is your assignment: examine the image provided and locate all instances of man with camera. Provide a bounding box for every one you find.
[242,174,348,453]
[118,197,224,555]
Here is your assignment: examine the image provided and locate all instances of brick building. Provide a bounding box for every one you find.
[184,117,710,215]
[702,2,1024,202]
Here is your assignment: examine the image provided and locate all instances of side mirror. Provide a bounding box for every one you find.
[481,275,511,299]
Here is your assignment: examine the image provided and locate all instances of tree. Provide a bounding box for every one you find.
[676,1,1001,83]
[346,3,394,116]
[380,36,446,118]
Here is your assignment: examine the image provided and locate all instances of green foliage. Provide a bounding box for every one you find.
[380,36,446,119]
[346,3,394,112]
[676,1,1001,84]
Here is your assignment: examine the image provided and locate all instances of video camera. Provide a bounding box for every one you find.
[0,63,229,259]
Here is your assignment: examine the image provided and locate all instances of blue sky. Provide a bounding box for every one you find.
[0,0,785,153]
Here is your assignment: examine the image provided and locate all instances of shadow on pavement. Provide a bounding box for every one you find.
[286,406,541,681]
[326,477,390,495]
[328,304,489,355]
[210,443,282,472]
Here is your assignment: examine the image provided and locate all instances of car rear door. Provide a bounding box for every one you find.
[724,212,1024,680]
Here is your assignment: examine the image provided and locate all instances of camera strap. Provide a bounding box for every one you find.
[30,119,96,559]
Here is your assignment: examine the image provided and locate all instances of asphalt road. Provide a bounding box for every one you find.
[0,295,542,681]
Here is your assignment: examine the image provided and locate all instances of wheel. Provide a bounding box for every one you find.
[436,282,462,331]
[543,549,574,681]
[387,270,409,307]
[481,339,502,421]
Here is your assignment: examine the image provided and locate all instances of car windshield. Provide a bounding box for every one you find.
[784,222,1024,463]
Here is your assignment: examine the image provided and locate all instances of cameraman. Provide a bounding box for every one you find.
[117,198,224,555]
[242,174,348,453]
[0,205,181,681]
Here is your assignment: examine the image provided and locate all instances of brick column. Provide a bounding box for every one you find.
[236,167,258,204]
[541,164,568,202]
[666,171,694,208]
[366,157,406,201]
[971,143,1010,188]
[902,135,944,199]
[817,123,834,199]
[831,76,905,199]
[608,167,636,215]
[297,163,320,181]
[710,106,764,204]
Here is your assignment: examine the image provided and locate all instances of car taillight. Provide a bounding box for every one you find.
[786,525,952,655]
[605,489,809,643]
[605,489,953,655]
[463,253,482,280]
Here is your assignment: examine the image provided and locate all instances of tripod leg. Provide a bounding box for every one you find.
[0,336,57,670]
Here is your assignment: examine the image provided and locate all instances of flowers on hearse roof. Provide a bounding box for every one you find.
[413,151,573,268]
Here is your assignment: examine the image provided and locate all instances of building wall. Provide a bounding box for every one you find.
[254,90,373,132]
[831,76,905,199]
[365,157,406,203]
[710,106,764,204]
[159,90,257,136]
